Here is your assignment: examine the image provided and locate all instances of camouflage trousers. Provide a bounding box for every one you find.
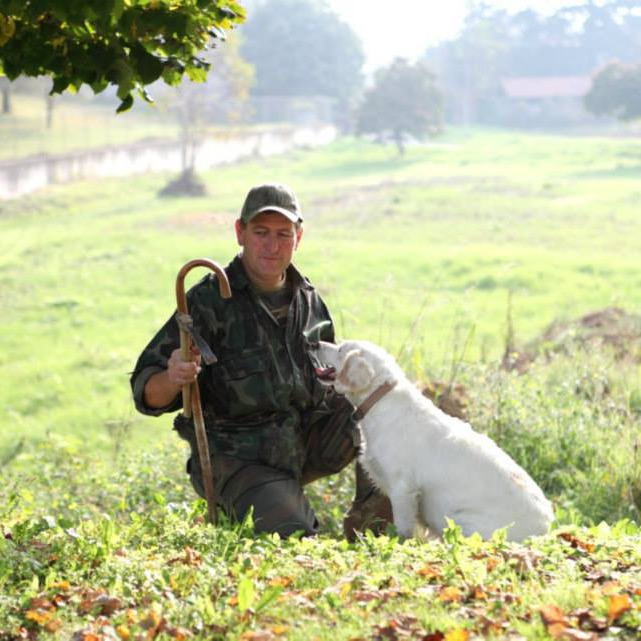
[175,398,391,538]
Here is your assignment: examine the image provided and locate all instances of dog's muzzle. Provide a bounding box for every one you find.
[314,366,336,381]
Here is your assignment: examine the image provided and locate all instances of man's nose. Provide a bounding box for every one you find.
[266,235,279,252]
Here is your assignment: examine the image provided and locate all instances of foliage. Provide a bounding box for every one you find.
[356,58,444,154]
[241,0,364,105]
[0,0,246,112]
[425,0,641,123]
[585,61,641,122]
[1,438,641,640]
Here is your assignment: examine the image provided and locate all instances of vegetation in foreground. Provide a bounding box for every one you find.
[1,130,641,638]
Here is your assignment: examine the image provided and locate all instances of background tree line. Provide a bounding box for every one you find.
[1,0,640,149]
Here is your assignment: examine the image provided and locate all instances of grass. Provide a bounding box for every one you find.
[1,128,641,639]
[0,93,181,161]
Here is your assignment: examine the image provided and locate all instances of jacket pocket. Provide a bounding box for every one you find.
[213,347,275,417]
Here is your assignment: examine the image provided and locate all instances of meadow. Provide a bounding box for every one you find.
[1,129,640,639]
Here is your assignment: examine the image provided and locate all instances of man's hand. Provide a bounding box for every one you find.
[143,347,201,409]
[167,347,202,386]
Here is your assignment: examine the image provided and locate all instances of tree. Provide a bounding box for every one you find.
[241,0,363,110]
[158,32,254,196]
[356,58,443,154]
[585,61,641,121]
[0,0,245,112]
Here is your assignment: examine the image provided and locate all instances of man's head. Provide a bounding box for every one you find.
[239,183,303,226]
[235,183,304,289]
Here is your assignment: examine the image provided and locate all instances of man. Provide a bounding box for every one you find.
[131,183,391,538]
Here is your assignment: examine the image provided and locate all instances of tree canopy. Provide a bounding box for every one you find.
[241,0,363,105]
[356,58,444,154]
[585,62,641,121]
[425,0,641,124]
[0,0,245,112]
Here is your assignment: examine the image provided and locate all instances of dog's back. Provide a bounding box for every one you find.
[359,369,553,541]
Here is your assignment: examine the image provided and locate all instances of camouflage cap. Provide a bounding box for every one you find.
[240,183,303,224]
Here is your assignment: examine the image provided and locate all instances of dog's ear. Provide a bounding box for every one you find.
[335,349,375,394]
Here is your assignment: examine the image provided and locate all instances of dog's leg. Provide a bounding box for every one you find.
[388,487,418,539]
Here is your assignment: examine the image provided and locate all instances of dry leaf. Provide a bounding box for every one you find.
[438,586,463,603]
[240,631,276,641]
[608,593,632,622]
[444,630,470,641]
[25,610,55,626]
[558,532,595,553]
[270,625,289,636]
[539,604,566,626]
[418,564,442,580]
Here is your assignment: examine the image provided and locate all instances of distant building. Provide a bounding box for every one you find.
[497,76,595,127]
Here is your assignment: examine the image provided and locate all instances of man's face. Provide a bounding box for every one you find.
[235,211,304,285]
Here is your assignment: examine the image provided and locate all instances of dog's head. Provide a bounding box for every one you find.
[314,340,398,398]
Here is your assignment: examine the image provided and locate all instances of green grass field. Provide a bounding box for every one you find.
[2,129,641,640]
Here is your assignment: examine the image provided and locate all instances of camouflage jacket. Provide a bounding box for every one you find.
[130,254,342,477]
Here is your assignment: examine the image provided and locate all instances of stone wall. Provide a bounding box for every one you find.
[0,125,336,200]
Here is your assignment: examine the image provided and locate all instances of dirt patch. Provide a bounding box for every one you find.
[421,380,469,420]
[503,307,641,373]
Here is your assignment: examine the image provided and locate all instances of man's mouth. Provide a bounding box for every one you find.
[315,366,336,381]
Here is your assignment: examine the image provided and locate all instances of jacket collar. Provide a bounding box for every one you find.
[227,253,313,293]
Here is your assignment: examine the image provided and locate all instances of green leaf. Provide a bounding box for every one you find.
[131,44,163,84]
[185,62,208,83]
[237,576,255,612]
[255,585,283,612]
[116,93,134,113]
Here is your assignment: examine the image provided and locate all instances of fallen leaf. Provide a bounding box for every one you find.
[27,598,56,612]
[539,604,566,627]
[438,586,463,603]
[608,593,632,623]
[444,630,470,641]
[25,610,55,626]
[240,631,276,641]
[558,532,595,553]
[116,625,130,640]
[71,631,101,641]
[51,580,71,592]
[417,564,442,580]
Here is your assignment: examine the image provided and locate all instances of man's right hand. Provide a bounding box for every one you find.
[167,347,202,386]
[143,347,202,409]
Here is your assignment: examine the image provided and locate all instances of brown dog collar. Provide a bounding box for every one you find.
[353,380,398,420]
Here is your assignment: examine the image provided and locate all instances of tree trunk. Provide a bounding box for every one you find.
[1,86,10,114]
[46,95,54,129]
[394,130,405,155]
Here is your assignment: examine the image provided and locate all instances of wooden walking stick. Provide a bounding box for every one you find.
[176,259,232,524]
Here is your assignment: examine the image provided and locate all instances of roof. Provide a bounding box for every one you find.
[501,76,592,99]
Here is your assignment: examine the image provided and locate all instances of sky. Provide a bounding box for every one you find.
[327,0,573,72]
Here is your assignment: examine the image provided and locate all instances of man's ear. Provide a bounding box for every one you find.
[335,349,374,394]
[234,219,245,246]
[294,225,303,250]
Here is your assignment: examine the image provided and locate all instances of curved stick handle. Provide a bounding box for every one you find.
[176,259,232,416]
[175,258,231,525]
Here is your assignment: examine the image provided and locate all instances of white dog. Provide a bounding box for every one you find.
[314,340,553,541]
